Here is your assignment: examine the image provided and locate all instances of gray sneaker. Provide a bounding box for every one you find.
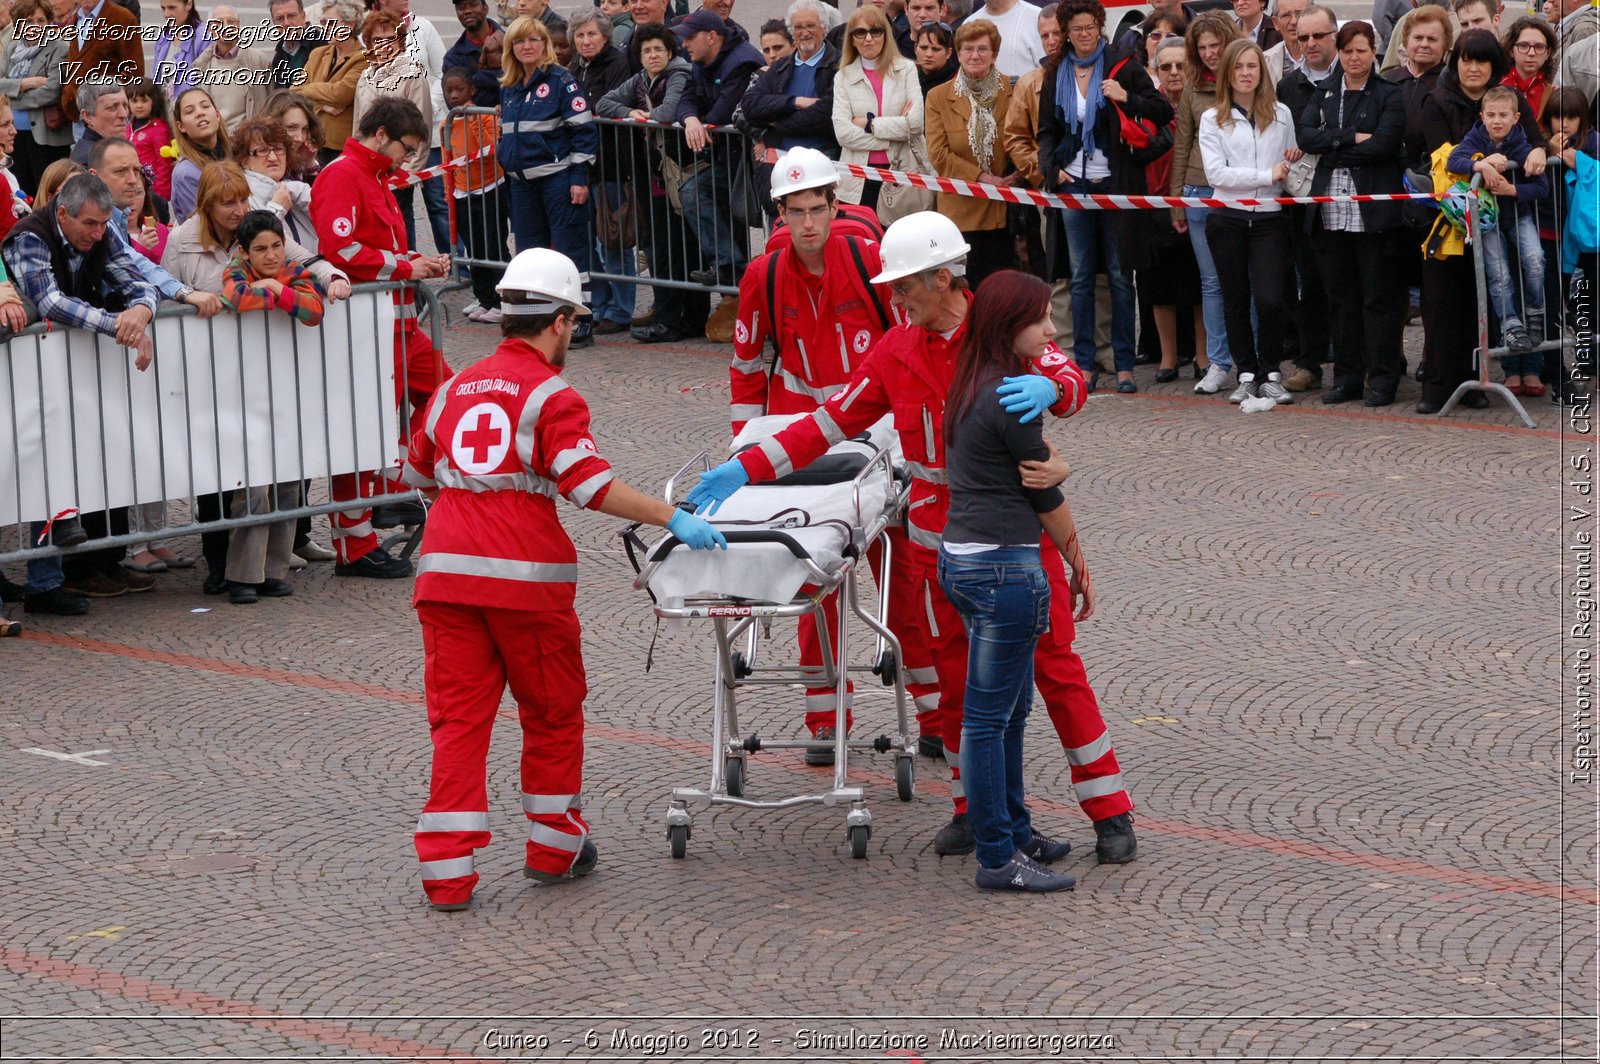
[1228,373,1258,404]
[1258,372,1293,404]
[974,851,1077,893]
[1194,363,1232,395]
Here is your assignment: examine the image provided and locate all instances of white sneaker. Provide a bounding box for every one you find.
[1258,372,1293,404]
[1228,373,1258,404]
[1194,364,1232,395]
[462,300,481,317]
[296,539,336,562]
[288,552,308,570]
[474,307,503,324]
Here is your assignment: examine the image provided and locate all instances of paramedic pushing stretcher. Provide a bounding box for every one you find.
[691,212,1137,865]
[404,249,726,913]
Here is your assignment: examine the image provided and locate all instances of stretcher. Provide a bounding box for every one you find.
[627,414,914,860]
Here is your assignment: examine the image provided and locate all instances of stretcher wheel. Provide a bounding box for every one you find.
[724,757,745,797]
[668,823,689,859]
[848,824,870,859]
[895,756,915,802]
[874,649,897,686]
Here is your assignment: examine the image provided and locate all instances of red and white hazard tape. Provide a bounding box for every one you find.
[762,150,1437,210]
[385,144,496,189]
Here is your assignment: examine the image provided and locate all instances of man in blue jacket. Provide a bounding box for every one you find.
[671,9,762,287]
[738,0,838,212]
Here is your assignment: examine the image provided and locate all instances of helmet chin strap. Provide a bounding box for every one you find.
[502,300,576,315]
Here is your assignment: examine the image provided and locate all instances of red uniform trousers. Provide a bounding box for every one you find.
[905,539,1133,822]
[413,601,590,907]
[331,321,447,563]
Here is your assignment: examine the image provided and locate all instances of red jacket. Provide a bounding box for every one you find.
[403,337,616,612]
[734,292,1086,551]
[730,233,897,436]
[311,138,423,317]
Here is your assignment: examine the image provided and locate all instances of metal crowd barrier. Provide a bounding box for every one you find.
[0,280,442,566]
[1449,165,1579,427]
[445,106,771,301]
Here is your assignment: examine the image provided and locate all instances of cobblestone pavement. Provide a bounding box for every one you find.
[1,293,1595,1063]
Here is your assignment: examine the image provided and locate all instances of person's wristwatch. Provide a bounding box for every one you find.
[1053,378,1065,405]
[175,285,192,304]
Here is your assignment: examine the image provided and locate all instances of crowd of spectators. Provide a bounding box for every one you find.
[0,0,1596,633]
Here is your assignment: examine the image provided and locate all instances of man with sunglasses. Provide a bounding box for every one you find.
[312,98,452,578]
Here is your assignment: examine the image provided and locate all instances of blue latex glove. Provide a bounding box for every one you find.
[667,507,728,550]
[997,374,1058,424]
[685,459,750,516]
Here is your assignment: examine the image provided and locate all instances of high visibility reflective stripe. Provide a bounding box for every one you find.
[730,403,765,420]
[415,553,579,583]
[908,522,941,550]
[419,856,474,880]
[922,580,939,637]
[528,821,584,853]
[731,357,765,376]
[519,154,585,179]
[416,811,490,833]
[516,377,571,465]
[375,250,399,280]
[568,152,596,165]
[837,376,871,412]
[568,469,613,507]
[550,446,597,476]
[522,792,580,815]
[922,407,936,457]
[804,691,852,710]
[432,467,553,494]
[332,520,374,540]
[424,378,454,440]
[907,666,938,686]
[334,242,363,262]
[1073,772,1127,801]
[813,406,845,446]
[515,118,561,132]
[903,460,947,485]
[757,436,793,478]
[400,461,436,489]
[1066,731,1113,766]
[566,112,594,125]
[395,304,419,320]
[949,777,965,800]
[775,366,837,403]
[912,693,939,712]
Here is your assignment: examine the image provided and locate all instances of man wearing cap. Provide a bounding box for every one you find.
[691,211,1139,867]
[404,248,727,914]
[729,146,939,763]
[670,9,763,289]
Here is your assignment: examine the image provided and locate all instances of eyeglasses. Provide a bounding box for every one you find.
[1147,29,1171,40]
[851,26,886,38]
[249,145,287,158]
[783,205,831,222]
[917,19,952,30]
[1157,61,1184,71]
[1273,7,1302,19]
[887,279,920,296]
[1067,22,1101,34]
[1295,29,1333,42]
[1512,41,1548,53]
[399,138,423,154]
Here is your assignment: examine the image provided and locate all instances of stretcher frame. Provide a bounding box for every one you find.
[631,446,915,860]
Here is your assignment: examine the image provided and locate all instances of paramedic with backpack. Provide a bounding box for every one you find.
[730,146,941,763]
[696,211,1138,865]
[405,248,727,913]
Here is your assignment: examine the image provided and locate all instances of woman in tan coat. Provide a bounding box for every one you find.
[925,19,1016,288]
[299,0,369,167]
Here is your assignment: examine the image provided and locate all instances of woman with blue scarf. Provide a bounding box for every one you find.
[1036,0,1172,393]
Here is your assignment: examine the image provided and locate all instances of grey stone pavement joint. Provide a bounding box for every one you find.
[0,290,1595,1062]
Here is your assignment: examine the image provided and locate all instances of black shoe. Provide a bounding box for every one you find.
[50,516,87,548]
[1320,383,1363,404]
[256,579,293,598]
[917,734,944,759]
[228,581,258,605]
[1154,368,1179,384]
[804,725,839,766]
[23,586,89,616]
[1093,812,1137,864]
[372,501,426,529]
[1415,397,1443,415]
[1022,830,1072,864]
[334,546,413,579]
[525,840,598,883]
[688,264,738,287]
[1362,388,1396,407]
[631,323,686,344]
[203,569,230,595]
[1460,391,1490,409]
[933,812,975,855]
[569,323,594,349]
[974,851,1076,893]
[0,572,26,602]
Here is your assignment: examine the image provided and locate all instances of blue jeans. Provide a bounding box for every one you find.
[25,522,62,593]
[509,173,592,305]
[590,181,636,325]
[1482,210,1545,331]
[392,149,454,254]
[1062,178,1136,374]
[937,546,1051,870]
[676,159,744,273]
[1183,184,1231,370]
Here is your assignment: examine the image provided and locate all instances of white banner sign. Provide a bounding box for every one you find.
[0,290,400,526]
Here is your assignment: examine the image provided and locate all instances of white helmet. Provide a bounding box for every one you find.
[869,211,970,285]
[496,248,592,317]
[769,146,839,200]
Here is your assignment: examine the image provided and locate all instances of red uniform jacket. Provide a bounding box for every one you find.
[734,292,1086,551]
[311,137,423,318]
[730,233,896,436]
[403,337,616,612]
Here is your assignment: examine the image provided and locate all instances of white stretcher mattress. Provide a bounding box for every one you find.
[645,414,903,607]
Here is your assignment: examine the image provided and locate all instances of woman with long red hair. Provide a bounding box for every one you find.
[939,269,1093,895]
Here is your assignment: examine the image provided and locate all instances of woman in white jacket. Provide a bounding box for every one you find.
[1196,38,1302,404]
[830,3,925,212]
[232,115,318,253]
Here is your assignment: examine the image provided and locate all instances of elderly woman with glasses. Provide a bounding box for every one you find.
[1037,0,1174,392]
[833,2,924,211]
[232,115,317,252]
